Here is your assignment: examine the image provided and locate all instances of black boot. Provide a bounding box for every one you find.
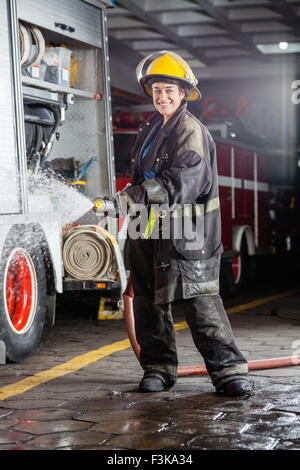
[139,370,176,393]
[216,378,254,397]
[139,375,166,393]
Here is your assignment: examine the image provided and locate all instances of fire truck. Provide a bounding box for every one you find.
[113,106,297,297]
[0,0,128,363]
[0,1,296,365]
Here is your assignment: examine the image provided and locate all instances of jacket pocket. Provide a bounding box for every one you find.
[178,255,221,297]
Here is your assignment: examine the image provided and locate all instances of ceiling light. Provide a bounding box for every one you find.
[256,42,300,54]
[279,42,289,50]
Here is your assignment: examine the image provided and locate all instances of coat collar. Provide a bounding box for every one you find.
[141,101,187,171]
[161,100,187,136]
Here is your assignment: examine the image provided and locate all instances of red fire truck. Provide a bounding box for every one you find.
[113,110,296,297]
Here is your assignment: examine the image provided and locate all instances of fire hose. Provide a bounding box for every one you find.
[63,225,114,280]
[123,274,300,376]
[19,22,45,69]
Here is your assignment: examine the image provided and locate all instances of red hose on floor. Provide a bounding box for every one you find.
[123,275,300,375]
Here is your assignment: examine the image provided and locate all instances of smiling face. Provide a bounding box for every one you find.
[151,82,185,125]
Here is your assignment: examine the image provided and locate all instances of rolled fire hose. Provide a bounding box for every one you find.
[19,23,32,67]
[123,274,300,376]
[19,22,45,69]
[63,225,114,280]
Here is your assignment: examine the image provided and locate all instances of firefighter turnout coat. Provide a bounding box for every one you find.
[125,100,223,305]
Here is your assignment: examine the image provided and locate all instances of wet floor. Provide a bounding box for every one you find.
[0,277,300,451]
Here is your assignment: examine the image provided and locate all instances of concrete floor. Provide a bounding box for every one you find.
[0,274,300,451]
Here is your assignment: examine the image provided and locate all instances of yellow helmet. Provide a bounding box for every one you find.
[136,50,201,101]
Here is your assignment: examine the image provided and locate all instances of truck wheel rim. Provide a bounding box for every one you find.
[232,256,241,284]
[4,248,37,335]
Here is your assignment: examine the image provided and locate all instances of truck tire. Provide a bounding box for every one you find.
[0,228,47,362]
[220,238,255,297]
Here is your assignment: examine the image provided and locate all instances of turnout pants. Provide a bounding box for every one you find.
[129,238,249,390]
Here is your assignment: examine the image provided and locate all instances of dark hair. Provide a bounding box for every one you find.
[146,76,190,99]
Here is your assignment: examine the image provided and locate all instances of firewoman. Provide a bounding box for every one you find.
[121,51,253,397]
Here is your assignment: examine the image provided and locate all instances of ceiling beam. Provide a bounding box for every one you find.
[267,0,300,39]
[192,0,266,62]
[115,0,216,66]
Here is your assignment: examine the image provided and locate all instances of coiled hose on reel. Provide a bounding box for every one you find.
[63,225,114,281]
[19,22,45,70]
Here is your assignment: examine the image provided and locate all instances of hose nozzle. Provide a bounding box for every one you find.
[92,197,115,214]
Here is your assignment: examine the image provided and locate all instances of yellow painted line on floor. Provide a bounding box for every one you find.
[0,289,298,401]
[0,339,130,401]
[173,289,299,331]
[225,289,299,315]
